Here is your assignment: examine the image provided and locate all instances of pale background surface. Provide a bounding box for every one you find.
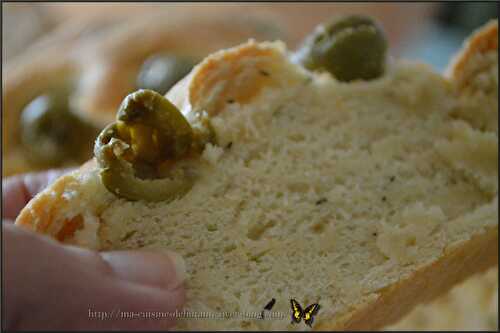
[3,3,437,64]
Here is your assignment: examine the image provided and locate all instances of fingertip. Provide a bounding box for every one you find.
[100,250,187,291]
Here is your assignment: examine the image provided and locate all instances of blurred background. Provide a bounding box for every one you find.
[3,2,498,70]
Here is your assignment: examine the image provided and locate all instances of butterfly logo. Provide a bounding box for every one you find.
[290,299,321,327]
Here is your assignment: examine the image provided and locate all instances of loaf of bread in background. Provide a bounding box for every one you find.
[2,12,284,177]
[15,20,498,330]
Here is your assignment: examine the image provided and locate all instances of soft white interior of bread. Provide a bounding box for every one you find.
[27,41,497,330]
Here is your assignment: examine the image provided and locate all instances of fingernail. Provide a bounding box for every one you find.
[101,250,186,290]
[166,251,187,288]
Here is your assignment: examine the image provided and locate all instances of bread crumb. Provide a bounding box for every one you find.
[202,143,224,165]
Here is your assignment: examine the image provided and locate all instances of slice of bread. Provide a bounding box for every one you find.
[16,21,498,330]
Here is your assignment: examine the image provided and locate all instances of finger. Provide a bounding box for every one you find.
[4,224,186,330]
[100,250,186,291]
[2,168,74,220]
[87,252,187,330]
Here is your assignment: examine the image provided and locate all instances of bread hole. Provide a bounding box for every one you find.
[311,222,325,233]
[340,262,350,269]
[248,249,272,263]
[247,220,277,240]
[120,230,137,242]
[406,237,416,247]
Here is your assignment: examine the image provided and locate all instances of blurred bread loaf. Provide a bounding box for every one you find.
[2,12,284,177]
[16,20,498,330]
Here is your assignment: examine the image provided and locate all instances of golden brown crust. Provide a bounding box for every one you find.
[16,170,83,236]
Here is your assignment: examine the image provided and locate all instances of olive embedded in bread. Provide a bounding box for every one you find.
[295,15,388,82]
[94,89,213,202]
[136,54,198,95]
[20,92,99,168]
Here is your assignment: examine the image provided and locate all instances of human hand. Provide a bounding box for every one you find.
[2,168,74,222]
[3,170,186,330]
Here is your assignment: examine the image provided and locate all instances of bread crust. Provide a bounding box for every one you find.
[445,20,498,84]
[74,13,285,125]
[320,227,498,330]
[14,21,498,330]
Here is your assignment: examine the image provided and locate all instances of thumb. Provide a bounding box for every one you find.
[4,224,186,330]
[85,250,187,330]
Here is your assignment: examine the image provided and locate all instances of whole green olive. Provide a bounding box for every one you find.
[94,89,214,202]
[20,93,99,167]
[136,55,197,95]
[295,15,388,82]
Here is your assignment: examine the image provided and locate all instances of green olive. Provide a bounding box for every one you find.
[295,15,387,82]
[117,89,195,160]
[95,123,194,202]
[94,89,213,202]
[20,93,100,167]
[136,55,197,95]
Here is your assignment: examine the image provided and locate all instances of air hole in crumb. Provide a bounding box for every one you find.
[227,99,235,104]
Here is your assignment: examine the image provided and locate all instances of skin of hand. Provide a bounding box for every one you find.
[2,170,186,330]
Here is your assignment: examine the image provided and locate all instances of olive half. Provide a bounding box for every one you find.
[94,89,214,202]
[295,15,388,82]
[20,93,100,167]
[136,55,198,95]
